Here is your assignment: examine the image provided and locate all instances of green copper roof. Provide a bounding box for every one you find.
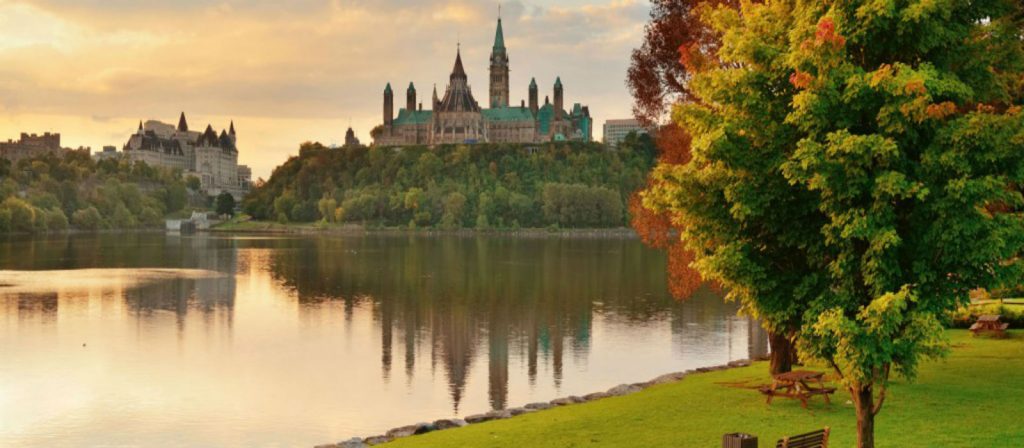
[393,109,432,125]
[529,78,537,89]
[408,82,415,92]
[385,83,392,93]
[554,77,562,88]
[537,103,569,137]
[483,106,534,122]
[493,18,505,50]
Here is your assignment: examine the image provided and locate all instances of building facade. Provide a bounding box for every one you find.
[603,119,647,148]
[123,113,252,199]
[0,133,72,163]
[375,17,592,146]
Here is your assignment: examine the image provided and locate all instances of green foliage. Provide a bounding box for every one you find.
[949,303,1024,329]
[215,192,236,217]
[243,140,656,229]
[0,151,189,232]
[643,0,1024,442]
[541,183,623,228]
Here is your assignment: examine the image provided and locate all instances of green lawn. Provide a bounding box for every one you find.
[387,331,1024,447]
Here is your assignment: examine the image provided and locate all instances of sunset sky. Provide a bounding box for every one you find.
[0,0,649,178]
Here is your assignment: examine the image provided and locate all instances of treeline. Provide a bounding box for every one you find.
[243,135,656,229]
[0,150,196,233]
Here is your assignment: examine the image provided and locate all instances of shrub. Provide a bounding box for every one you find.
[43,208,69,231]
[72,206,103,230]
[949,304,1024,329]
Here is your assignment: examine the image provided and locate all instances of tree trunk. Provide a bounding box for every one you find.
[853,384,876,448]
[768,331,797,375]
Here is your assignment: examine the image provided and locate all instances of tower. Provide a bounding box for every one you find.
[553,77,564,114]
[229,120,237,145]
[407,82,417,112]
[384,83,394,126]
[528,78,538,116]
[489,15,510,108]
[433,84,440,110]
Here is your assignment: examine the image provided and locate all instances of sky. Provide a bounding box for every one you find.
[0,0,650,178]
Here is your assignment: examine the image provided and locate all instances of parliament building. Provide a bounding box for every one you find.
[374,17,593,146]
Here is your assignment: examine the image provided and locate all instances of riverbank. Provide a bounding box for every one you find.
[211,219,640,238]
[320,330,1023,447]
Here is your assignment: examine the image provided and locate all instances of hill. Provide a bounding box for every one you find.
[243,135,656,229]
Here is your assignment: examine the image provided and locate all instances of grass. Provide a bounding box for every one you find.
[386,330,1024,447]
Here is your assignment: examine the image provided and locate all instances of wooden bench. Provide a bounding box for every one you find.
[777,427,830,448]
[970,315,1009,338]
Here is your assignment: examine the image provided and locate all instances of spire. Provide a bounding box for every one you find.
[451,45,467,80]
[229,120,235,135]
[384,83,392,94]
[177,112,188,132]
[555,77,562,88]
[408,82,415,93]
[138,121,143,132]
[530,77,537,88]
[493,15,505,50]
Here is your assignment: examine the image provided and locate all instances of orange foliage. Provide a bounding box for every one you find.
[790,70,813,89]
[903,79,927,95]
[925,101,957,120]
[814,17,846,49]
[656,124,693,165]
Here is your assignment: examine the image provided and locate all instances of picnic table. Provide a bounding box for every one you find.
[970,314,1009,338]
[759,370,836,409]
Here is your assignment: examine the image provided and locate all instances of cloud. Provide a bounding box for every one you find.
[0,0,649,177]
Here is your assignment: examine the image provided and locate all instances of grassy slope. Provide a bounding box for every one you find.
[388,331,1024,447]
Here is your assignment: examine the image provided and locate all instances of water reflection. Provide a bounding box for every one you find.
[0,233,767,447]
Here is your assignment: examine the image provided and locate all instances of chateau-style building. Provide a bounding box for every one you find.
[124,113,252,199]
[0,132,76,163]
[374,17,593,146]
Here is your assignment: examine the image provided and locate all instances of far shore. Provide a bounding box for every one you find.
[209,220,641,239]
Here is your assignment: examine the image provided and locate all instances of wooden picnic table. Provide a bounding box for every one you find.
[970,314,1009,338]
[759,370,836,409]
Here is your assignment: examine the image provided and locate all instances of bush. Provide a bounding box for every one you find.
[949,304,1024,329]
[43,208,69,231]
[72,206,103,230]
[2,198,37,233]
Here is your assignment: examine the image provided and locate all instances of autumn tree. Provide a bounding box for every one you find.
[646,1,1024,447]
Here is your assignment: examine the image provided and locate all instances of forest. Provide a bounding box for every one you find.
[242,135,655,229]
[0,150,195,233]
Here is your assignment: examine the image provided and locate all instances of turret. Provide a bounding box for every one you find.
[229,120,237,144]
[384,83,394,126]
[407,82,416,113]
[529,78,538,116]
[177,112,189,132]
[433,84,440,110]
[137,121,144,134]
[554,77,563,114]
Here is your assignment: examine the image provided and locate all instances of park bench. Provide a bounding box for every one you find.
[969,314,1009,338]
[759,371,836,409]
[776,427,830,448]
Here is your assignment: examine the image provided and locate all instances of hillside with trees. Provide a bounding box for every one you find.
[243,137,655,229]
[0,150,197,233]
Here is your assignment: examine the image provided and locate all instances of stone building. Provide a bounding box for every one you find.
[374,17,592,146]
[603,119,648,148]
[0,132,72,163]
[123,113,252,199]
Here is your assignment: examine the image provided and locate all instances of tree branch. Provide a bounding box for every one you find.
[872,364,891,416]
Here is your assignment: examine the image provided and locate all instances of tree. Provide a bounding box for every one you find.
[645,1,1024,447]
[186,176,202,191]
[216,192,236,217]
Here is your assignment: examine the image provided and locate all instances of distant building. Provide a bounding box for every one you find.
[93,145,120,161]
[374,17,592,146]
[0,132,70,163]
[344,127,361,147]
[603,119,647,149]
[123,113,252,199]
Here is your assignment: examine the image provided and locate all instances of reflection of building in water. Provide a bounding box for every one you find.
[267,236,730,412]
[0,234,239,336]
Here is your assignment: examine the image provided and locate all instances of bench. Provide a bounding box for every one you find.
[777,427,830,448]
[970,315,1009,338]
[759,371,836,408]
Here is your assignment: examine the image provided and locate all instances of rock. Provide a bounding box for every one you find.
[631,382,653,389]
[507,407,530,416]
[525,402,553,410]
[728,359,752,368]
[413,423,436,435]
[486,409,513,420]
[385,424,421,439]
[362,435,391,446]
[606,384,642,397]
[583,391,611,401]
[432,418,468,430]
[337,438,368,448]
[550,396,583,406]
[465,413,491,424]
[314,444,337,448]
[649,371,688,385]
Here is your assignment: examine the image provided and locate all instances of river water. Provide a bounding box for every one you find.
[0,233,766,446]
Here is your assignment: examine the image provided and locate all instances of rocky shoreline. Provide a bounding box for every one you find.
[315,359,754,448]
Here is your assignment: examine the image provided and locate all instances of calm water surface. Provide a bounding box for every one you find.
[0,233,766,447]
